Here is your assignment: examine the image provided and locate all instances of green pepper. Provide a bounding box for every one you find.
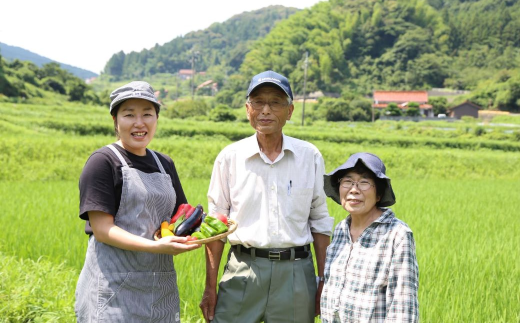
[204,216,228,234]
[200,222,218,237]
[191,231,207,240]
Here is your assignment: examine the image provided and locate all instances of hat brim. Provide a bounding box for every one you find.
[323,158,396,207]
[246,81,293,100]
[110,94,161,115]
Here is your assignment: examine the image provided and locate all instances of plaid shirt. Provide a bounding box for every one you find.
[320,209,419,322]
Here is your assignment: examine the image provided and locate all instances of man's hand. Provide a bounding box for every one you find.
[315,280,324,316]
[200,287,218,322]
[199,240,225,322]
[312,232,330,317]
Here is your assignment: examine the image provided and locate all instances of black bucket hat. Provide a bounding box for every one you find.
[323,152,396,207]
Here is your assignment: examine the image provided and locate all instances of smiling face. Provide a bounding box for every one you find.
[339,170,381,218]
[246,85,294,136]
[113,98,158,156]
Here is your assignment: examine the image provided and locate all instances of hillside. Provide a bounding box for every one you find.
[103,5,299,79]
[101,0,520,113]
[240,0,520,102]
[0,42,98,80]
[0,55,102,105]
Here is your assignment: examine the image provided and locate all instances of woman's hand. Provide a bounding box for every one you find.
[88,211,200,254]
[154,236,201,255]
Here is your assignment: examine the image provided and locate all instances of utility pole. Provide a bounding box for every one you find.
[190,50,195,100]
[301,51,309,126]
[372,98,375,122]
[176,73,180,100]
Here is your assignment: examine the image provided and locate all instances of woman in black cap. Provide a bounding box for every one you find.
[75,81,200,322]
[320,152,419,322]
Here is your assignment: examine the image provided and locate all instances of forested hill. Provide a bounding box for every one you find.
[103,0,520,112]
[104,5,298,79]
[241,0,518,92]
[235,0,520,112]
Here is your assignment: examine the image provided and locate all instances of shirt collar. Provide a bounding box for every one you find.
[344,208,394,226]
[242,133,296,159]
[242,134,261,159]
[373,208,395,224]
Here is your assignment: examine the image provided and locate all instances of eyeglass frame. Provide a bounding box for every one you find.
[337,178,376,191]
[246,98,291,112]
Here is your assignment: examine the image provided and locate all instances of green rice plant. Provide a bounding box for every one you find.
[326,179,520,323]
[0,253,76,322]
[2,178,520,322]
[491,114,520,125]
[398,179,520,323]
[2,101,520,321]
[0,179,219,322]
[2,130,520,182]
[3,102,519,152]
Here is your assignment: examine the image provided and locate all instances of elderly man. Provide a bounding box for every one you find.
[200,70,334,323]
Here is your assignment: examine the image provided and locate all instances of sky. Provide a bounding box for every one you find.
[1,0,324,74]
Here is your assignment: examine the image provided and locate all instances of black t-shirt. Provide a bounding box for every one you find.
[79,143,188,234]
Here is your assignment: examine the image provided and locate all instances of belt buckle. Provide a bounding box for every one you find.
[268,250,281,261]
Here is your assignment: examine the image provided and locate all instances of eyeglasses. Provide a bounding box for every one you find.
[338,179,375,191]
[247,99,289,111]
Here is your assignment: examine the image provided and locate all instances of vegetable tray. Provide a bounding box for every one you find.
[154,220,238,244]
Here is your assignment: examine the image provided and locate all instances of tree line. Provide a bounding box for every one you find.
[0,56,103,105]
[2,0,520,116]
[103,5,298,80]
[103,0,520,113]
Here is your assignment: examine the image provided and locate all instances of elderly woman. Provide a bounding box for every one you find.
[320,152,419,322]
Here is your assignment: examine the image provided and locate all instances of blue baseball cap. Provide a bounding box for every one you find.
[246,70,293,100]
[323,152,396,207]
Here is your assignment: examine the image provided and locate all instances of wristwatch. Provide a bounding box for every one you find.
[317,276,325,282]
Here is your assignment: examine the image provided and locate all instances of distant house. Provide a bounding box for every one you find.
[293,90,340,101]
[85,77,97,84]
[178,69,194,80]
[449,101,481,119]
[178,69,207,80]
[372,90,433,117]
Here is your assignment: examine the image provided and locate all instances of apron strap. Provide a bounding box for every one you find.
[106,145,166,174]
[149,150,166,174]
[106,144,128,167]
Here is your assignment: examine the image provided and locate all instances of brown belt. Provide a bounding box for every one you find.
[232,244,310,261]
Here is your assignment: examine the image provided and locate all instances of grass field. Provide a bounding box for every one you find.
[1,101,519,322]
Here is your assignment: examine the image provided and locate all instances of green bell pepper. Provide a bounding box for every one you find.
[204,216,228,234]
[200,222,218,237]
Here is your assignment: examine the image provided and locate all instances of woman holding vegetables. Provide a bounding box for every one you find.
[75,81,200,323]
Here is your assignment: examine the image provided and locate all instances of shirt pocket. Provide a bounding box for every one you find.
[284,187,313,230]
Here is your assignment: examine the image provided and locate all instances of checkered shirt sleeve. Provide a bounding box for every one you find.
[320,209,419,322]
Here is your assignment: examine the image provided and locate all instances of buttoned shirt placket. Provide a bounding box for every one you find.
[259,149,285,240]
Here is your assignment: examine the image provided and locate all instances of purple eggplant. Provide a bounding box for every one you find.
[193,212,207,232]
[174,204,203,236]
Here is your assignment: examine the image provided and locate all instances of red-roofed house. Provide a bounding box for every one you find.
[179,69,194,80]
[373,90,433,117]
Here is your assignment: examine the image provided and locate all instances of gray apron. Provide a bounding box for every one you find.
[75,145,180,323]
